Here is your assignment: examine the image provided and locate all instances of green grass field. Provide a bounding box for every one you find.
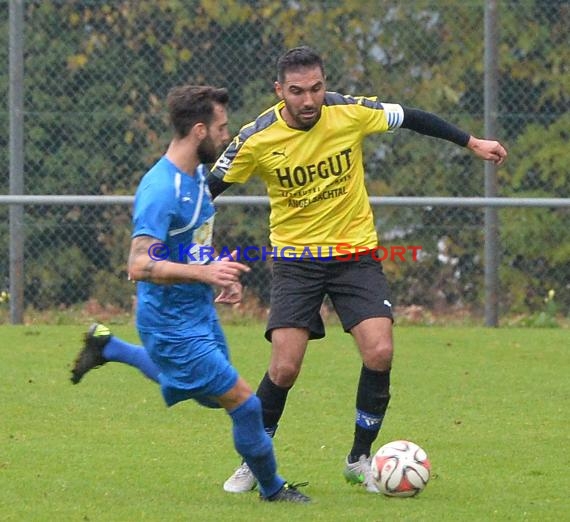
[1,323,568,521]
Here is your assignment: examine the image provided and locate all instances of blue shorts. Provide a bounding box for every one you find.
[139,313,238,408]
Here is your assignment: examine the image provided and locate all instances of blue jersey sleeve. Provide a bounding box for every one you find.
[132,174,175,241]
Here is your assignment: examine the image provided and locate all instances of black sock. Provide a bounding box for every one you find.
[256,371,291,438]
[349,365,391,461]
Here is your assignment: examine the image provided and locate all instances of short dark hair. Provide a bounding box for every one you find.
[276,46,325,83]
[166,85,229,138]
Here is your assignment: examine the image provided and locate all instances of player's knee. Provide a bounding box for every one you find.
[364,343,393,370]
[231,393,261,419]
[269,362,300,387]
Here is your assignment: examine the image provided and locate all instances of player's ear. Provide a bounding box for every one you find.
[193,122,208,140]
[274,81,283,100]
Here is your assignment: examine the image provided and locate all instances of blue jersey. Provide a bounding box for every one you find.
[132,156,216,332]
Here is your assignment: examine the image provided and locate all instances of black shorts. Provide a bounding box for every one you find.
[265,252,393,341]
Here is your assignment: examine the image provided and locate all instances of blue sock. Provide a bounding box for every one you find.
[229,394,285,498]
[102,336,159,382]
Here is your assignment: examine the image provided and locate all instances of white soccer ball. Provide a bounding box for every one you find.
[371,440,431,497]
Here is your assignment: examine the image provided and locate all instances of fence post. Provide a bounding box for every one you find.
[9,0,25,324]
[484,0,499,327]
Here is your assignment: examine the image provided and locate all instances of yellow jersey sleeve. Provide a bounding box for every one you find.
[212,107,277,184]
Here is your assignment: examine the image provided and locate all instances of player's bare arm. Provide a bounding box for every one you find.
[128,235,160,281]
[128,235,249,286]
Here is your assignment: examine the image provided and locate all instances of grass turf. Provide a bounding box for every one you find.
[1,324,568,521]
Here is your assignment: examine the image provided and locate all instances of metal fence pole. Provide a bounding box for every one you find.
[484,0,499,327]
[9,0,25,324]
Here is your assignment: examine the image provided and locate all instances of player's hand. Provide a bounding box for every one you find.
[215,282,243,304]
[467,136,508,166]
[203,250,250,287]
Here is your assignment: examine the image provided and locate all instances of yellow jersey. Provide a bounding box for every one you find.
[212,92,404,255]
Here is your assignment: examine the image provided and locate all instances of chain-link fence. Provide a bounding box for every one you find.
[1,0,568,323]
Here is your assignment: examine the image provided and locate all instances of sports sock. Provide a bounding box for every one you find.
[229,394,285,498]
[348,365,391,462]
[102,336,160,382]
[256,371,292,438]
